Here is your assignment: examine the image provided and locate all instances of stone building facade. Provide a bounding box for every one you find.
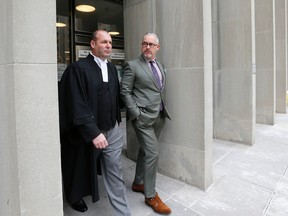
[0,0,286,215]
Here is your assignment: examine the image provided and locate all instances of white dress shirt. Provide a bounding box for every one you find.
[92,54,108,82]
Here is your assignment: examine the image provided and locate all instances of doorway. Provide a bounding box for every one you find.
[56,0,124,81]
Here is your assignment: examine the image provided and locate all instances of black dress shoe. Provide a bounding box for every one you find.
[71,199,88,212]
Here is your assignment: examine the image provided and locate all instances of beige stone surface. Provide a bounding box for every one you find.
[213,0,255,145]
[275,0,287,114]
[0,0,63,216]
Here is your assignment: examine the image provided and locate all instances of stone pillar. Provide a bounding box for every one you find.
[0,0,63,216]
[287,0,288,93]
[124,0,213,190]
[275,0,287,113]
[286,0,288,106]
[255,0,275,124]
[213,0,256,145]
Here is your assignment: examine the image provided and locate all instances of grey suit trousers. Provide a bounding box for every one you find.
[132,112,166,198]
[100,123,131,216]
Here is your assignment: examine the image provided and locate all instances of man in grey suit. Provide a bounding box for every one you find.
[120,33,171,215]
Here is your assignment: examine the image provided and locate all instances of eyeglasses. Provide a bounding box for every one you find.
[142,42,158,48]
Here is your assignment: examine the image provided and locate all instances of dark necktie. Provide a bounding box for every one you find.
[149,61,162,88]
[149,61,163,111]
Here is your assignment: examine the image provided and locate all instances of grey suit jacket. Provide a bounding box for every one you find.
[120,54,170,125]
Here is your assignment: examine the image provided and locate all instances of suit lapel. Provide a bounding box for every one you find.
[107,62,119,91]
[138,55,163,90]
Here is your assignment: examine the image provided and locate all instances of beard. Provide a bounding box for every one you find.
[144,52,153,60]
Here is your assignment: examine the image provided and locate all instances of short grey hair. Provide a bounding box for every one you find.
[143,32,159,44]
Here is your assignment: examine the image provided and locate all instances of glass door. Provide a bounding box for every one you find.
[56,0,124,81]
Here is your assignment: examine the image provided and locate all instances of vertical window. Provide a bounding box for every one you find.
[75,0,123,37]
[56,0,70,81]
[56,0,124,81]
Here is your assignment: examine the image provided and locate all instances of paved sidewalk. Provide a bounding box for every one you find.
[64,112,288,216]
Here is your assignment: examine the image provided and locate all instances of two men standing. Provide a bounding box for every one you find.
[59,30,171,215]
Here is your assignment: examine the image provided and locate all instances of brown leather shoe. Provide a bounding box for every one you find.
[132,182,144,194]
[145,193,171,214]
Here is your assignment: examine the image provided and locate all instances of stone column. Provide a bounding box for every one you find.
[255,0,275,124]
[213,0,256,145]
[275,0,287,113]
[287,0,288,93]
[124,0,213,190]
[0,0,63,216]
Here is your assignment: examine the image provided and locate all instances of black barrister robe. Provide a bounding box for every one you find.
[58,54,122,204]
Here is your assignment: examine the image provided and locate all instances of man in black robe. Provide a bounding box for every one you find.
[59,30,130,216]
